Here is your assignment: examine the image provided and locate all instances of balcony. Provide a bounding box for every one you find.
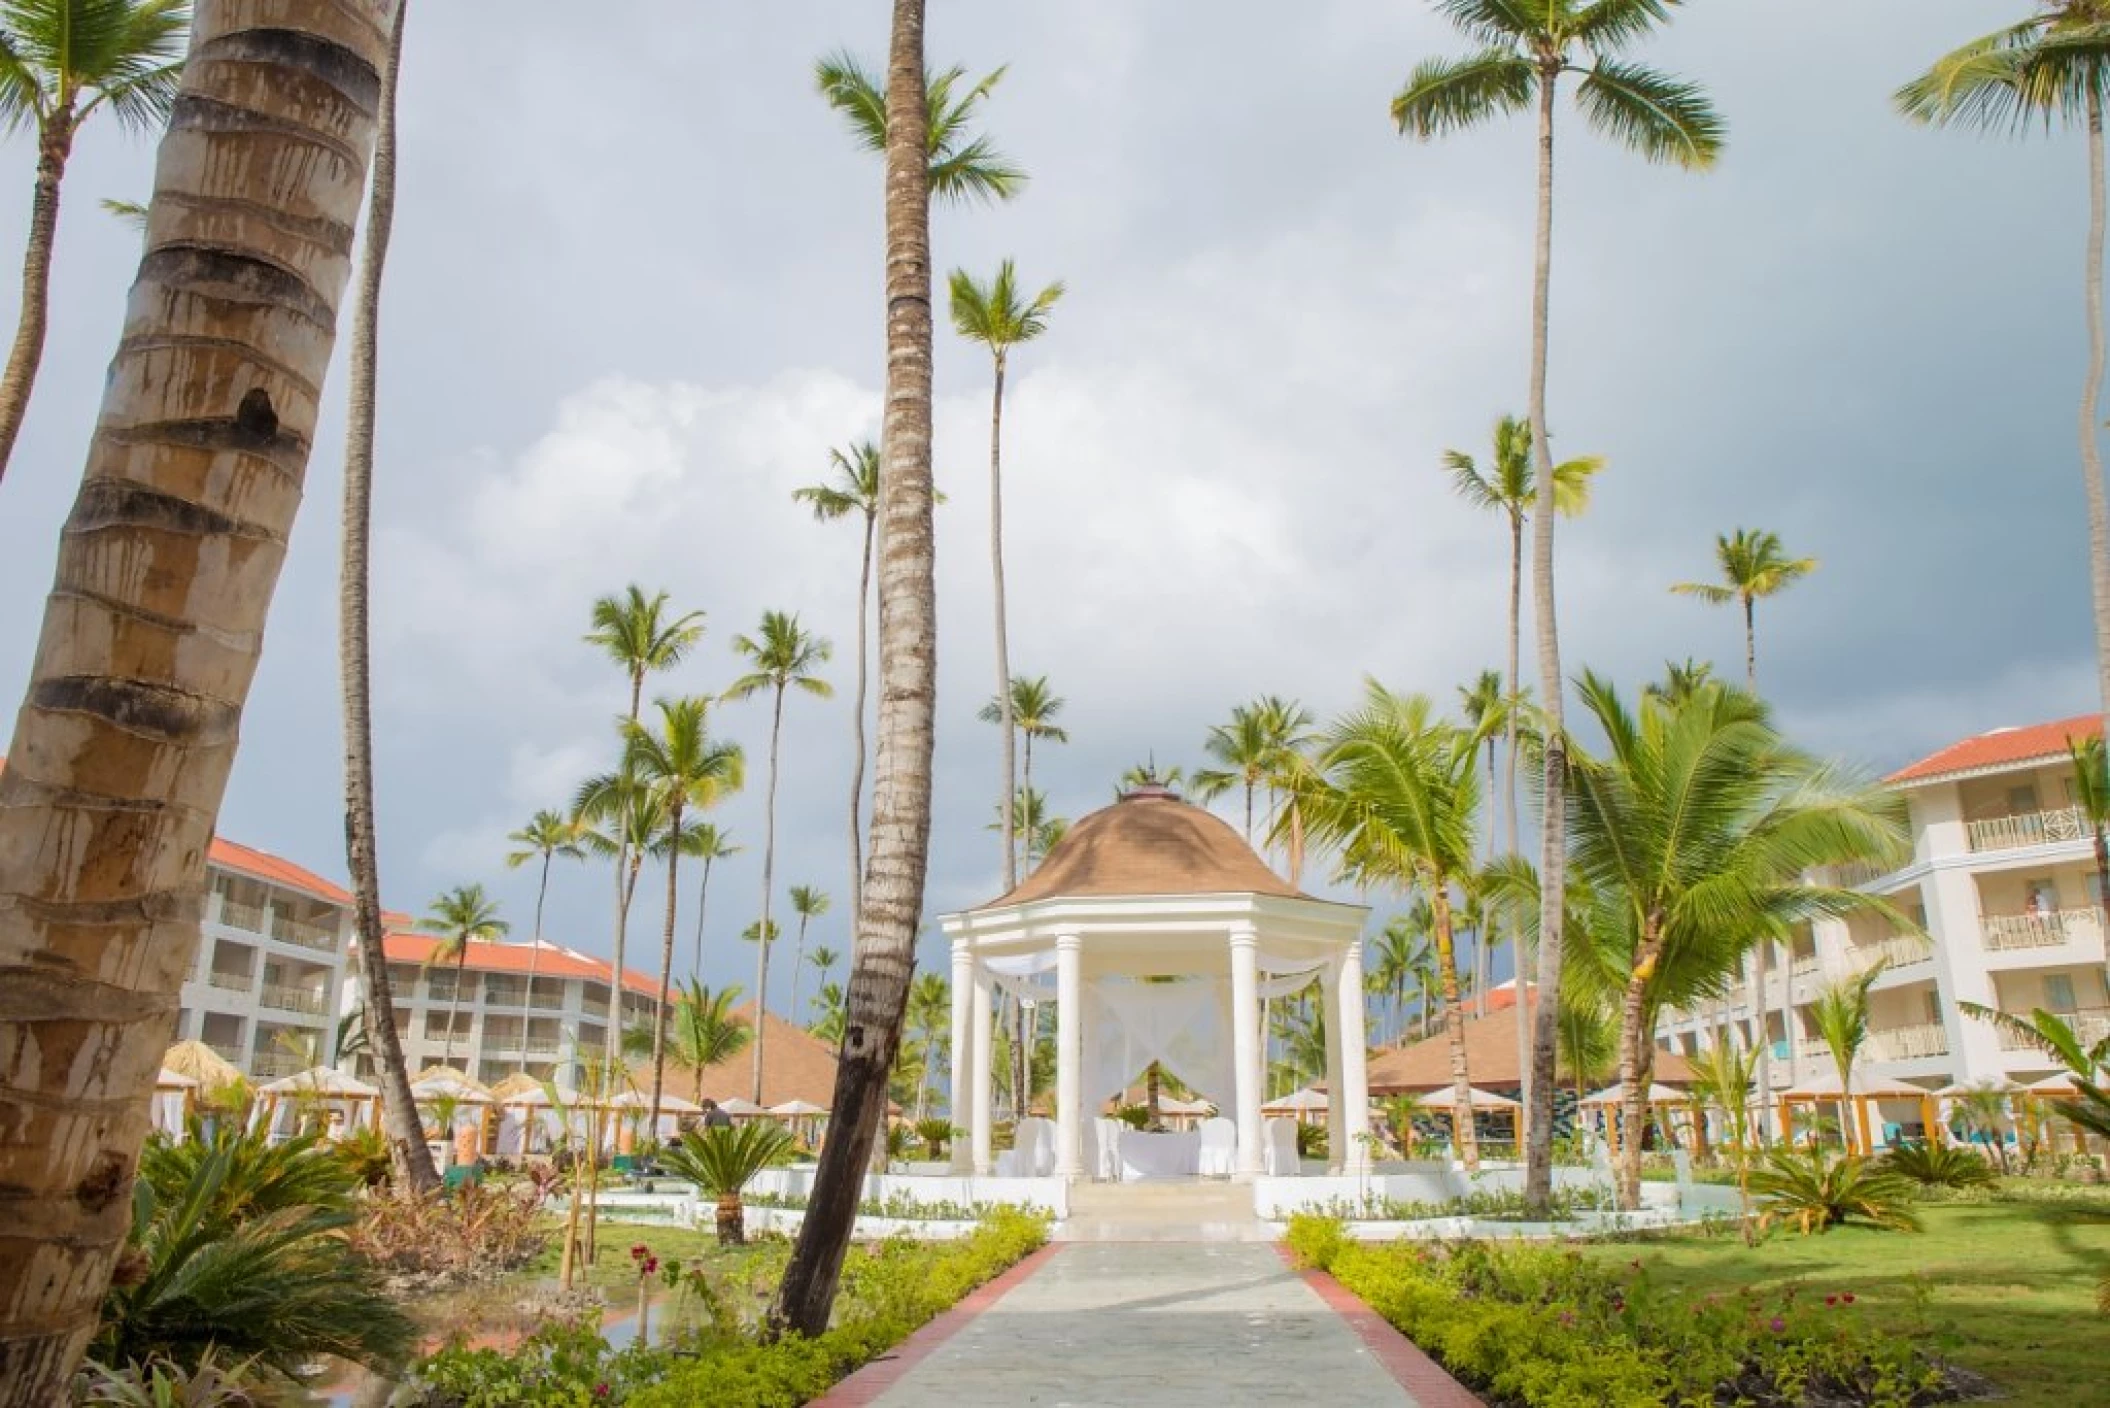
[1789,955,1822,979]
[1981,907,2103,953]
[260,984,326,1016]
[206,1042,243,1065]
[1828,860,1888,889]
[269,913,337,953]
[251,1051,302,1078]
[528,987,566,1011]
[204,969,252,993]
[482,984,528,1009]
[523,1037,562,1056]
[581,999,609,1020]
[1846,934,1935,975]
[215,897,264,933]
[1966,805,2090,853]
[1998,1007,2110,1051]
[1868,1022,1950,1061]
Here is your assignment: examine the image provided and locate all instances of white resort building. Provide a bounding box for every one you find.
[1656,713,2109,1123]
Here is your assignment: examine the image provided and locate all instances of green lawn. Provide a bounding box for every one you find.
[1580,1200,2110,1408]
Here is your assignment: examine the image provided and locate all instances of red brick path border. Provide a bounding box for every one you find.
[1276,1245,1486,1407]
[809,1242,1064,1407]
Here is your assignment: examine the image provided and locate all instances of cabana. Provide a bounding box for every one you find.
[253,1067,380,1143]
[152,1069,196,1138]
[1581,1081,1701,1157]
[410,1066,493,1164]
[161,1040,246,1134]
[768,1098,829,1146]
[1260,1087,1329,1126]
[1779,1070,1937,1153]
[713,1096,768,1119]
[2023,1071,2106,1156]
[488,1072,551,1156]
[1421,1085,1521,1149]
[607,1089,698,1149]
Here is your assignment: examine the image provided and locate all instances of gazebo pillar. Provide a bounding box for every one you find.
[1323,956,1346,1173]
[1338,940,1372,1173]
[1055,932,1083,1177]
[1228,925,1264,1177]
[948,940,975,1173]
[971,965,995,1176]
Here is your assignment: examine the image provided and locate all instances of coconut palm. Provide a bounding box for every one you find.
[795,440,880,932]
[1646,656,1716,705]
[1809,964,1886,1154]
[774,3,938,1336]
[659,980,751,1104]
[420,885,506,1070]
[786,884,831,1025]
[2070,733,2110,917]
[808,981,846,1044]
[950,260,1064,902]
[1556,992,1616,1101]
[1301,682,1485,1169]
[584,586,706,723]
[664,1121,796,1246]
[331,0,430,1194]
[1901,10,2110,745]
[724,610,833,1101]
[1194,697,1314,863]
[1670,528,1817,690]
[978,674,1069,873]
[572,766,661,1077]
[1396,0,1723,1207]
[814,50,1024,206]
[0,0,188,491]
[905,971,951,1121]
[504,808,584,1068]
[625,696,744,1132]
[1368,911,1434,1045]
[684,822,739,982]
[809,944,840,992]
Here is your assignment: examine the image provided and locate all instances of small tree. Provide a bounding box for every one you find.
[661,1122,796,1246]
[1810,963,1886,1154]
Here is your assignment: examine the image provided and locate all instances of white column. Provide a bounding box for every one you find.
[971,965,995,1175]
[1323,955,1346,1174]
[1229,926,1264,1177]
[1055,933,1083,1177]
[1339,940,1372,1174]
[948,940,975,1173]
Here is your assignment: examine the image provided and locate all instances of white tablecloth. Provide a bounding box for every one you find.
[1118,1129,1201,1180]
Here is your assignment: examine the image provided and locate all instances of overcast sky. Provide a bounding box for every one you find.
[0,1,2094,1012]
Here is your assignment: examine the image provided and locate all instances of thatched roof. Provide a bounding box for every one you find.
[162,1040,242,1089]
[983,785,1304,907]
[1361,997,1694,1095]
[664,1003,842,1109]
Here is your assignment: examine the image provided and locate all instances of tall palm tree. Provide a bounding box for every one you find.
[504,807,583,1069]
[1395,0,1722,1208]
[950,259,1063,901]
[1254,695,1319,883]
[1368,911,1434,1045]
[0,6,395,1382]
[658,980,750,1105]
[775,0,937,1337]
[1809,964,1886,1154]
[684,821,738,982]
[725,610,833,1103]
[421,884,507,1071]
[1302,682,1485,1169]
[814,50,1024,206]
[1670,528,1817,690]
[808,944,840,997]
[1646,656,1715,705]
[1192,703,1274,842]
[978,673,1068,873]
[786,883,830,1025]
[0,0,187,491]
[1902,10,2110,749]
[905,971,950,1121]
[332,0,430,1193]
[584,586,706,723]
[625,695,744,1132]
[572,766,661,1083]
[808,981,846,1044]
[795,441,880,933]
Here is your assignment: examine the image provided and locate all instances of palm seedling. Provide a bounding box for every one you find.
[1748,1145,1923,1236]
[660,1122,797,1246]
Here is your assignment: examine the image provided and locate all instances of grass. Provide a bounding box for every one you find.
[517,1219,743,1298]
[1578,1198,2110,1408]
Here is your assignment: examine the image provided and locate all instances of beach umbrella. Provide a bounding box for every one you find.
[712,1096,767,1117]
[1579,1081,1688,1107]
[768,1099,829,1117]
[1261,1087,1329,1113]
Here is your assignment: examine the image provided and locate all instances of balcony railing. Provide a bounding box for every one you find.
[522,1038,562,1056]
[581,999,609,1020]
[250,1051,301,1078]
[1795,1039,1833,1065]
[1789,956,1822,979]
[206,1042,243,1065]
[1982,907,2103,952]
[528,988,566,1011]
[1998,1007,2110,1051]
[1846,934,1935,974]
[1869,1022,1950,1060]
[1967,805,2090,853]
[269,913,337,952]
[204,969,252,993]
[1828,860,1888,889]
[482,985,528,1008]
[215,897,264,933]
[260,984,325,1016]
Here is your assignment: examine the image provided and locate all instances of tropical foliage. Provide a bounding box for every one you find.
[1749,1146,1924,1235]
[661,1122,798,1245]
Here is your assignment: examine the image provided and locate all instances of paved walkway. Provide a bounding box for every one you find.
[822,1241,1475,1407]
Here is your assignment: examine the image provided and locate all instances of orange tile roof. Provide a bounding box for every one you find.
[380,931,662,999]
[1886,713,2102,785]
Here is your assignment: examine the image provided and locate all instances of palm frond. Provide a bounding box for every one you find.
[1392,49,1536,141]
[1575,57,1724,168]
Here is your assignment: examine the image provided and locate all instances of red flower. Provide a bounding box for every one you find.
[1841,1292,1856,1305]
[643,1257,659,1275]
[629,1243,648,1261]
[1769,1316,1786,1334]
[1825,1294,1839,1307]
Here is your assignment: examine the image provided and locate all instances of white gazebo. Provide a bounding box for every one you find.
[939,783,1370,1180]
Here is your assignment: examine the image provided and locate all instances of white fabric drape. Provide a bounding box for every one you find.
[1085,977,1237,1109]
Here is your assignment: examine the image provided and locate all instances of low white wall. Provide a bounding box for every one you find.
[746,1167,1069,1217]
[743,1206,981,1241]
[1255,1164,1678,1220]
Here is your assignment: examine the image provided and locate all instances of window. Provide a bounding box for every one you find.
[2007,784,2040,814]
[2044,973,2078,1013]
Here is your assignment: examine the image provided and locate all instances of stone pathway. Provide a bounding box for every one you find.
[822,1242,1473,1407]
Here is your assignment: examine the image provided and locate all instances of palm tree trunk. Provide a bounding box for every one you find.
[1751,941,1773,1143]
[1742,593,1757,691]
[336,0,432,1192]
[1432,889,1479,1171]
[1523,62,1567,1214]
[1021,730,1035,873]
[522,848,550,1072]
[1616,923,1667,1211]
[2084,88,2110,766]
[848,511,875,933]
[0,110,72,490]
[772,0,935,1335]
[790,913,810,1026]
[992,354,1017,899]
[647,802,684,1137]
[691,849,715,981]
[0,6,394,1390]
[444,949,467,1069]
[751,690,785,1102]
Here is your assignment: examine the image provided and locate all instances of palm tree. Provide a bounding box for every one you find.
[724,610,833,1102]
[1670,528,1817,690]
[808,981,846,1044]
[1118,760,1186,795]
[625,695,744,1132]
[905,971,950,1121]
[332,0,430,1194]
[795,441,880,932]
[786,884,831,1025]
[808,944,840,995]
[684,821,739,982]
[1302,682,1485,1169]
[1194,697,1312,852]
[583,585,706,723]
[814,50,1024,206]
[1396,0,1723,1209]
[1647,656,1716,705]
[572,765,661,1083]
[774,1,938,1337]
[1368,911,1433,1045]
[978,673,1069,872]
[505,808,583,1068]
[657,980,751,1104]
[1688,1033,1760,1235]
[663,1121,797,1246]
[0,0,187,491]
[421,885,507,1071]
[2070,734,2110,919]
[950,260,1064,901]
[1809,965,1885,1154]
[1902,11,2110,748]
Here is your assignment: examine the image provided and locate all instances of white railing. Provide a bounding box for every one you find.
[215,897,264,933]
[581,999,609,1020]
[1795,1039,1833,1065]
[522,1038,562,1056]
[1869,1022,1949,1060]
[1982,907,2103,952]
[260,984,325,1015]
[1847,934,1935,974]
[1998,1007,2110,1051]
[204,969,251,992]
[269,913,337,953]
[250,1051,301,1078]
[206,1042,243,1065]
[1967,805,2090,853]
[1789,956,1822,979]
[482,985,528,1008]
[528,987,566,1010]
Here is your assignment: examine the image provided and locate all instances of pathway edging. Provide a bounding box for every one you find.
[1275,1245,1486,1407]
[809,1243,1064,1407]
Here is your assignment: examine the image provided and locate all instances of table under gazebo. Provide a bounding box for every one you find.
[939,783,1370,1180]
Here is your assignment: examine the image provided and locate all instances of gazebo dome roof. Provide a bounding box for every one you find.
[983,783,1304,908]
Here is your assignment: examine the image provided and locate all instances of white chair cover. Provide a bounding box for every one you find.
[495,1109,527,1157]
[1080,1114,1100,1180]
[1096,1118,1124,1180]
[996,1118,1049,1176]
[1197,1116,1237,1178]
[1264,1118,1300,1176]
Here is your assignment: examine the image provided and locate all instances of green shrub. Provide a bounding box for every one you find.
[1880,1141,1997,1190]
[1750,1146,1923,1235]
[73,1352,260,1406]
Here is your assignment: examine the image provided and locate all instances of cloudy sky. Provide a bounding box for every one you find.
[0,1,2095,1012]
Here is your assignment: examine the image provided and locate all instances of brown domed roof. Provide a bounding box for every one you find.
[983,785,1305,907]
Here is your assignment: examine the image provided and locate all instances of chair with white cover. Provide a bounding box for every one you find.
[1079,1114,1100,1180]
[1197,1116,1237,1178]
[996,1116,1049,1177]
[1263,1117,1300,1176]
[1027,1116,1057,1176]
[1096,1118,1124,1180]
